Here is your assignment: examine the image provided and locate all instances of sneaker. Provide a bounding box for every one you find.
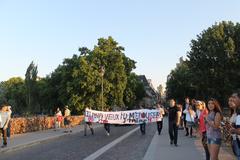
[107,132,110,136]
[185,133,189,136]
[174,144,178,147]
[1,145,7,148]
[170,140,173,145]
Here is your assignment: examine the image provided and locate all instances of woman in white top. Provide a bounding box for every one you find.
[183,105,196,137]
[229,92,240,159]
[156,103,165,135]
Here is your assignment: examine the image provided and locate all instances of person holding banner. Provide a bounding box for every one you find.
[104,108,111,136]
[156,103,165,135]
[140,106,146,135]
[84,107,94,136]
[168,99,181,146]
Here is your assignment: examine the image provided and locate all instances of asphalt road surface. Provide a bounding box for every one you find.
[0,124,156,160]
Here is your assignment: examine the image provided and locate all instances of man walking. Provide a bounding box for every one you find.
[168,99,181,146]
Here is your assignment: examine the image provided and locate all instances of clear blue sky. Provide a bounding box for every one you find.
[0,0,240,89]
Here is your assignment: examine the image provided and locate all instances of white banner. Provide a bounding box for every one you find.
[84,108,161,124]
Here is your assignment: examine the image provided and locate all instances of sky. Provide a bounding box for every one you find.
[0,0,240,89]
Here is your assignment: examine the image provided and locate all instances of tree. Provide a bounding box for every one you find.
[166,21,240,106]
[0,77,26,114]
[25,61,38,114]
[123,73,145,109]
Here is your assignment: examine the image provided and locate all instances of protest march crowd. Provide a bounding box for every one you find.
[1,90,240,160]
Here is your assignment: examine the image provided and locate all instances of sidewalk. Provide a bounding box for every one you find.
[143,119,236,160]
[0,124,101,153]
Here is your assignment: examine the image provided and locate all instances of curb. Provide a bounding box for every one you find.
[0,124,102,154]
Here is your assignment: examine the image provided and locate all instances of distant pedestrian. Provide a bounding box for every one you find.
[183,97,191,136]
[6,106,12,138]
[197,101,210,160]
[168,99,181,146]
[156,103,165,135]
[183,105,196,138]
[0,105,10,148]
[206,98,222,160]
[84,107,94,136]
[54,107,62,131]
[177,104,184,129]
[104,108,111,136]
[64,106,72,133]
[140,106,146,135]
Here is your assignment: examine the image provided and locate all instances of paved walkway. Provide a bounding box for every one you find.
[143,119,236,160]
[0,124,101,153]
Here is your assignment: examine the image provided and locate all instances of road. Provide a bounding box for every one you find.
[0,124,156,160]
[1,120,232,160]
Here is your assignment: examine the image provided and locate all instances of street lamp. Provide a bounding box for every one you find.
[100,66,105,111]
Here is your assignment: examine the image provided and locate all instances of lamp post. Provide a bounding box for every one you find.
[100,66,105,111]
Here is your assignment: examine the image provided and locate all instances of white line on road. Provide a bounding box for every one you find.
[83,127,139,160]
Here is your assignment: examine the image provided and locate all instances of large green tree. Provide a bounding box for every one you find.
[166,21,240,106]
[0,77,26,114]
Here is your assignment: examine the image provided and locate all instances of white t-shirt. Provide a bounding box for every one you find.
[56,111,62,117]
[183,109,196,122]
[0,111,9,128]
[64,109,71,117]
[157,108,165,121]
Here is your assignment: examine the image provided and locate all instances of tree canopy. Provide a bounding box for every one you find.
[166,21,240,106]
[0,37,146,115]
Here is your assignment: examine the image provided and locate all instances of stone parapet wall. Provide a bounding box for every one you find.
[9,115,84,135]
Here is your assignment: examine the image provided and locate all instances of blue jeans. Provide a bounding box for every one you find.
[232,139,240,160]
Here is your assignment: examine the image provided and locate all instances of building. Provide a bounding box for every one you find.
[138,75,159,108]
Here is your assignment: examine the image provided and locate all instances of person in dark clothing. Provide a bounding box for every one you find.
[104,123,110,136]
[168,99,181,146]
[84,122,94,136]
[140,106,146,135]
[84,107,94,136]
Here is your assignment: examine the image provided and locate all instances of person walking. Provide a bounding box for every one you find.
[156,103,165,135]
[168,99,181,146]
[54,107,62,131]
[84,107,94,136]
[64,106,72,133]
[6,106,12,138]
[197,101,210,160]
[104,108,111,136]
[139,106,146,135]
[183,105,196,138]
[206,98,222,160]
[183,97,191,136]
[0,105,10,148]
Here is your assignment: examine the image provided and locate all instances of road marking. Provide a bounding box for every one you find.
[143,131,158,160]
[83,127,139,160]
